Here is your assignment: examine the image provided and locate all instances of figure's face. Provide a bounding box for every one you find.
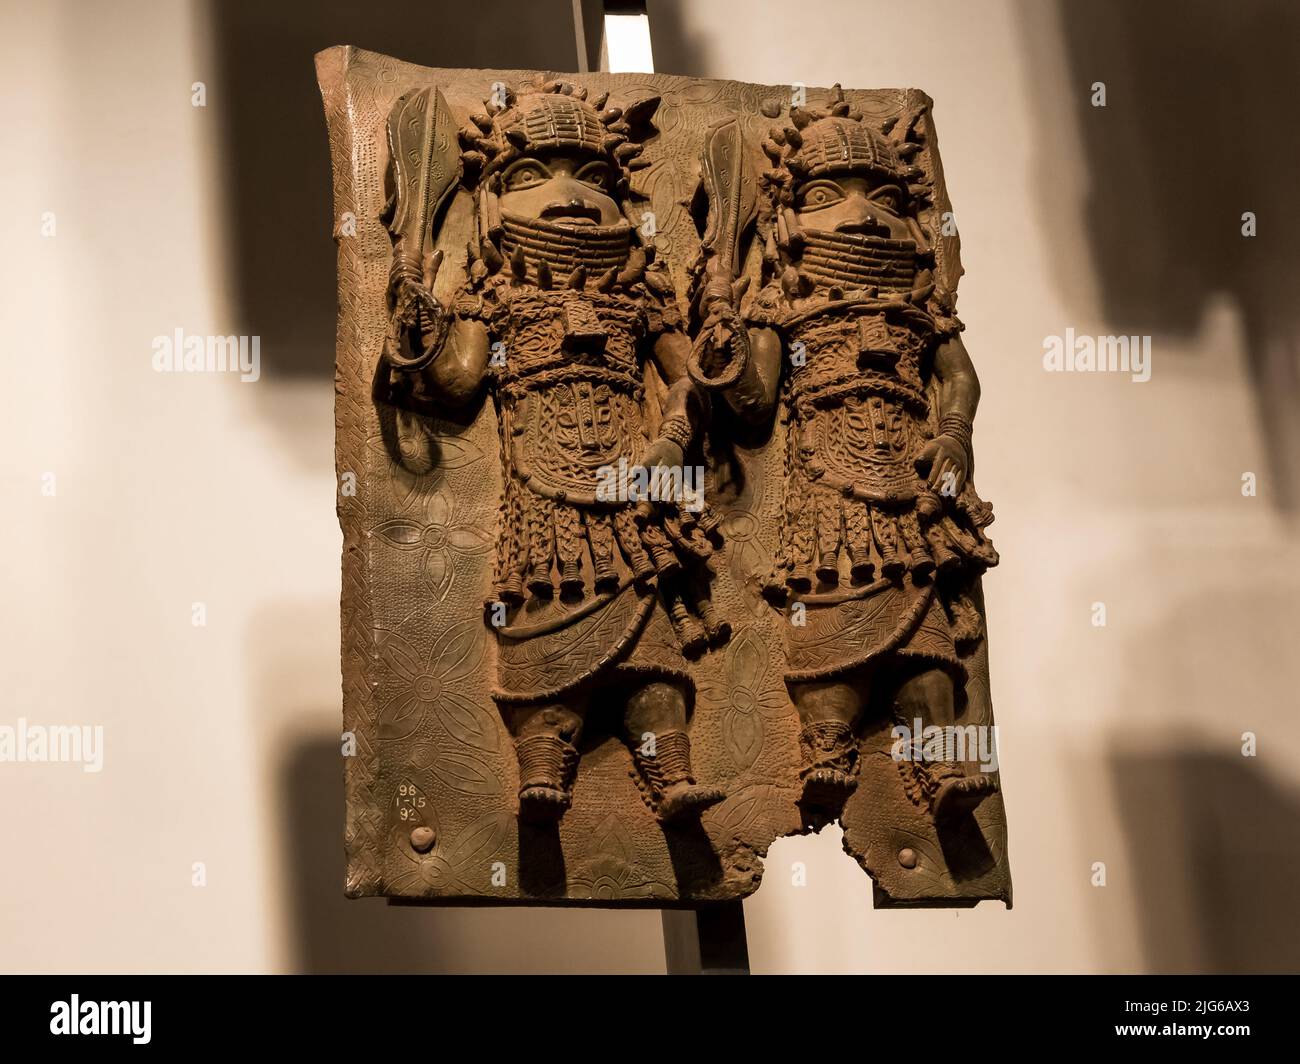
[497,150,623,226]
[792,172,911,240]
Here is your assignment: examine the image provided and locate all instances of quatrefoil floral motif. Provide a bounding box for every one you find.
[698,626,789,772]
[373,487,492,600]
[377,621,487,743]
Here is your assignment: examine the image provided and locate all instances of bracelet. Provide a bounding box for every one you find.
[452,293,484,319]
[656,414,693,454]
[938,411,973,462]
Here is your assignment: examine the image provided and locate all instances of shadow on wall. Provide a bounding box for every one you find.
[277,734,669,973]
[1019,0,1300,511]
[205,0,580,382]
[280,736,441,972]
[1106,747,1300,973]
[246,595,665,974]
[1092,574,1300,973]
[644,0,707,78]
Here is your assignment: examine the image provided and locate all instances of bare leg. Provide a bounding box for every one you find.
[789,676,865,820]
[893,667,997,822]
[624,680,724,822]
[509,701,584,824]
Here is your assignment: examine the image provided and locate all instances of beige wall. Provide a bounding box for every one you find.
[2,0,1296,973]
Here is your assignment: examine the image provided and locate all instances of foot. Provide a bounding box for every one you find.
[513,726,580,824]
[656,781,725,823]
[518,784,572,824]
[798,765,858,825]
[796,718,859,823]
[628,728,722,822]
[932,772,998,823]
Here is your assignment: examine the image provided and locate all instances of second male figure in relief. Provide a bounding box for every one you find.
[697,87,1002,828]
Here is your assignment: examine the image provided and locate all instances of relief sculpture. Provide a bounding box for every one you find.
[319,47,1012,907]
[382,80,740,825]
[717,87,1002,827]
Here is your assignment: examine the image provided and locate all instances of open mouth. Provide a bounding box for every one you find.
[541,201,602,225]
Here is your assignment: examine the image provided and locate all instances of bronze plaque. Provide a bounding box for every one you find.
[318,46,1010,907]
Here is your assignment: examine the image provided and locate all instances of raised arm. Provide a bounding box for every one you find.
[379,86,489,408]
[422,314,490,407]
[714,321,781,426]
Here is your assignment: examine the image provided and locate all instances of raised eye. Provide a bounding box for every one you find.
[796,180,844,211]
[574,161,613,191]
[869,185,903,214]
[503,159,549,191]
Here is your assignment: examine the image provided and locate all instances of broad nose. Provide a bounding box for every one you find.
[833,192,888,234]
[548,174,595,205]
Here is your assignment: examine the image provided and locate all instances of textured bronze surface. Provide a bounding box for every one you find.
[318,46,1010,907]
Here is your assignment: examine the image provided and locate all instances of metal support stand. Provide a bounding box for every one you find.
[661,901,750,974]
[573,0,653,75]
